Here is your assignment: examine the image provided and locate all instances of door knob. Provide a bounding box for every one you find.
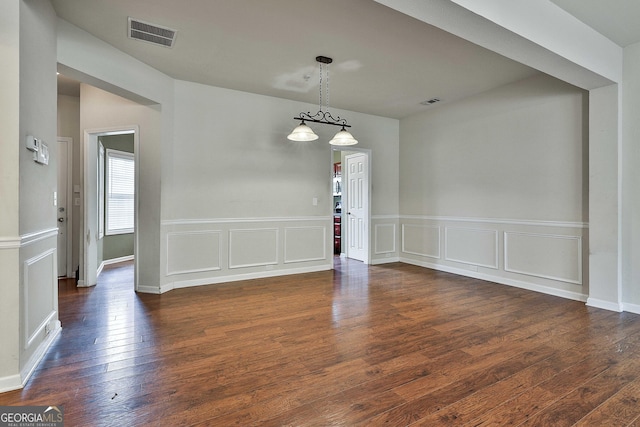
[58,217,65,222]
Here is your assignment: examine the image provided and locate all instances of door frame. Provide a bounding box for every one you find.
[330,147,372,266]
[80,126,139,289]
[57,137,74,278]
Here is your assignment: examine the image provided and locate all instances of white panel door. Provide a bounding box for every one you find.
[346,153,368,262]
[57,138,70,277]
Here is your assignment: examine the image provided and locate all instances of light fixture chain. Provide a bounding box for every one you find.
[319,62,323,112]
[326,62,330,112]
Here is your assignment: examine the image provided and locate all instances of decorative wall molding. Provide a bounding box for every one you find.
[284,226,326,264]
[166,230,221,276]
[1,228,58,249]
[0,236,21,249]
[162,216,330,226]
[23,248,57,350]
[504,231,582,285]
[21,228,59,246]
[160,217,331,292]
[371,215,400,220]
[374,223,396,254]
[228,228,278,269]
[400,215,588,229]
[402,257,588,303]
[444,227,499,269]
[163,263,332,293]
[401,224,440,259]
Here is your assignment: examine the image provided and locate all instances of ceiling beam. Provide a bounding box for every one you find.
[375,0,622,89]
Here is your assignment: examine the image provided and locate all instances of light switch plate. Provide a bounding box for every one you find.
[26,135,38,151]
[35,141,49,165]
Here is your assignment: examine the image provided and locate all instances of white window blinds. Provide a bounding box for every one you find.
[106,149,135,235]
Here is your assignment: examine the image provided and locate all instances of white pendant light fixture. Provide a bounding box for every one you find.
[328,126,358,146]
[287,121,318,141]
[288,56,358,146]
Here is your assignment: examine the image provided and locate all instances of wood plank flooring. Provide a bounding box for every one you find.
[2,258,640,426]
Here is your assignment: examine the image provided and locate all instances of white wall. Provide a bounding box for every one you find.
[161,80,399,291]
[0,0,21,392]
[0,0,60,393]
[622,42,640,311]
[399,74,589,300]
[80,85,162,291]
[57,18,174,292]
[18,0,60,388]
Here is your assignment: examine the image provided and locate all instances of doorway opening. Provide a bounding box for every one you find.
[331,148,371,265]
[80,126,139,290]
[56,137,74,278]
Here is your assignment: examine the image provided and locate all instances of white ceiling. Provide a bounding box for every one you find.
[53,0,639,119]
[550,0,640,48]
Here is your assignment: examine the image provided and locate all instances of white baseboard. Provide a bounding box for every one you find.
[587,297,624,312]
[137,285,163,294]
[20,321,61,386]
[0,374,22,393]
[153,264,333,295]
[1,321,63,393]
[401,257,588,303]
[370,257,400,265]
[98,255,134,277]
[622,302,640,315]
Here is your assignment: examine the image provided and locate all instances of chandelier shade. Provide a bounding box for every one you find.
[287,121,318,141]
[329,127,358,146]
[288,56,357,146]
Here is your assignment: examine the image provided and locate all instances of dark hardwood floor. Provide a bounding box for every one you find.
[2,258,640,426]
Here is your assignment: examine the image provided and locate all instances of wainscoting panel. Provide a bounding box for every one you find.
[229,228,279,269]
[445,227,498,269]
[23,248,57,349]
[505,231,582,284]
[284,226,326,263]
[160,217,332,293]
[374,224,396,254]
[399,216,588,302]
[166,230,221,276]
[402,224,440,259]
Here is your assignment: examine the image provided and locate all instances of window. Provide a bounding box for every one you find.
[98,143,105,239]
[105,149,135,235]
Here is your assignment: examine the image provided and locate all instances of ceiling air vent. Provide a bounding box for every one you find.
[128,17,177,48]
[420,98,441,106]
